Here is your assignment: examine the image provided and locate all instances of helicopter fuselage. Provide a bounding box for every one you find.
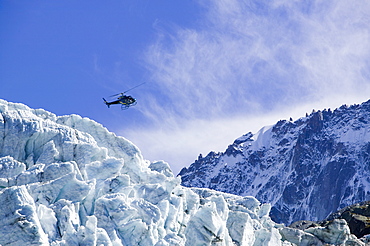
[103,95,136,109]
[103,82,144,110]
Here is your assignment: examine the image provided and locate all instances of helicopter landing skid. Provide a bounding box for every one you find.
[121,101,137,110]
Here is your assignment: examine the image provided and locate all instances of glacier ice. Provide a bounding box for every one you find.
[0,99,364,245]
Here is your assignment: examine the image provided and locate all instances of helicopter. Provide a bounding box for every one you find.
[103,82,145,110]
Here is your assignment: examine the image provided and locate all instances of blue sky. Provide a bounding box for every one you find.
[1,0,370,174]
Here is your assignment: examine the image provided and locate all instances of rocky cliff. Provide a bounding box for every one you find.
[180,100,370,225]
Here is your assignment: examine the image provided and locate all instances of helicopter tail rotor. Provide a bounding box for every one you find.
[102,98,110,108]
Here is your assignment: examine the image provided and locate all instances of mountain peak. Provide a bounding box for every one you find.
[180,99,370,225]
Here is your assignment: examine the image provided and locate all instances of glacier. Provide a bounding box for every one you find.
[0,99,366,246]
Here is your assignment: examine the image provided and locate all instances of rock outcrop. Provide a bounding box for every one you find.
[180,100,370,225]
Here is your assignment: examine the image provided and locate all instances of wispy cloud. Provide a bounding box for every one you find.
[126,0,370,173]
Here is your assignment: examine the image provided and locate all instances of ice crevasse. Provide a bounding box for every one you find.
[0,99,363,246]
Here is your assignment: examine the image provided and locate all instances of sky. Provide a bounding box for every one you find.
[1,0,370,175]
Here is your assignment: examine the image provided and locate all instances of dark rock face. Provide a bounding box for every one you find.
[324,201,370,238]
[179,100,370,225]
[291,201,370,241]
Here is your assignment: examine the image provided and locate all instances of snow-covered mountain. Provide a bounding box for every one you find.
[180,100,370,226]
[1,99,367,246]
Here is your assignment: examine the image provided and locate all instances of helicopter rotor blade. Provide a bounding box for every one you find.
[110,92,124,97]
[123,82,146,94]
[109,82,146,98]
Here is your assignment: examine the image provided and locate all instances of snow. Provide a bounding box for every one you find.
[250,125,274,151]
[180,101,370,227]
[0,99,364,245]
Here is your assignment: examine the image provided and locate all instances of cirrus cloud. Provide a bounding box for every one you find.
[126,0,370,173]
